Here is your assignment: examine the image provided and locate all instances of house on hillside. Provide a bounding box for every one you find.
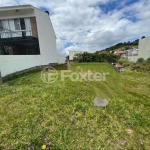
[127,37,150,62]
[126,48,138,62]
[113,48,139,61]
[0,5,58,77]
[125,48,138,56]
[114,50,127,58]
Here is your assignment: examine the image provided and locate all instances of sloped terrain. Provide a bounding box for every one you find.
[0,63,150,150]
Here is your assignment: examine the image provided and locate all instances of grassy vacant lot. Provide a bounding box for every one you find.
[0,63,150,150]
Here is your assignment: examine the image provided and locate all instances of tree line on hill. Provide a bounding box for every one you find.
[71,36,147,63]
[73,52,120,63]
[97,36,146,53]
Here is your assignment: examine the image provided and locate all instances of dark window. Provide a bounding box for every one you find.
[0,20,3,31]
[20,18,25,30]
[20,18,26,37]
[0,37,40,55]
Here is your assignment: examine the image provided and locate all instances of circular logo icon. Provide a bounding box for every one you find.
[41,67,58,83]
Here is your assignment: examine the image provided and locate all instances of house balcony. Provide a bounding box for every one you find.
[0,17,40,55]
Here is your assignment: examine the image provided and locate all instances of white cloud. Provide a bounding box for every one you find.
[0,0,150,56]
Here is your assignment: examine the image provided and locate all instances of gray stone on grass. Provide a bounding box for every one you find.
[93,97,108,107]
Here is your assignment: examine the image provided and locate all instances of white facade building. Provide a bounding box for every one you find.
[0,5,58,77]
[127,37,150,62]
[69,51,84,61]
[138,37,150,60]
[126,48,138,62]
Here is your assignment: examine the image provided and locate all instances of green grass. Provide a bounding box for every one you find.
[0,63,150,150]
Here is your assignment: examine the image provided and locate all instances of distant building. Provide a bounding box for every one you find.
[138,37,150,60]
[126,37,150,62]
[69,51,84,61]
[128,37,150,62]
[114,50,124,55]
[114,48,139,61]
[114,50,127,58]
[125,48,138,56]
[125,48,138,62]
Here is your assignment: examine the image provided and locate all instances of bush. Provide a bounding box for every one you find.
[146,57,150,63]
[123,62,131,67]
[118,58,129,65]
[136,58,145,63]
[73,52,120,63]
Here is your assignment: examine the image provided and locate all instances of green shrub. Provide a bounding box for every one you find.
[146,57,150,63]
[123,62,130,67]
[118,58,129,65]
[136,57,145,63]
[140,66,146,72]
[131,64,141,71]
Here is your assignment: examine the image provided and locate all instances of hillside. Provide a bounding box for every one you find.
[98,39,139,53]
[0,63,150,149]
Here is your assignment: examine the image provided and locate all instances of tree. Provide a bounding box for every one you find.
[136,58,145,63]
[146,57,150,63]
[73,52,120,63]
[73,53,83,63]
[141,36,145,39]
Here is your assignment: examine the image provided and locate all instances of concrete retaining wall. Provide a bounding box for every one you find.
[0,55,42,77]
[2,63,58,81]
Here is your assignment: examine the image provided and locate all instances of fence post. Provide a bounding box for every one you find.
[0,71,3,84]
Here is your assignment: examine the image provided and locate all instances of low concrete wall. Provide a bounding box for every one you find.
[0,55,42,77]
[2,63,58,81]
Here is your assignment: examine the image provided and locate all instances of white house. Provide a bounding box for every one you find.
[0,5,58,77]
[128,37,150,62]
[125,48,138,62]
[138,37,150,60]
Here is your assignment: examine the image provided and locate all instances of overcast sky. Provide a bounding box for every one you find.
[0,0,150,56]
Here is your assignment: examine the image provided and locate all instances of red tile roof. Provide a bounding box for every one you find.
[114,50,124,54]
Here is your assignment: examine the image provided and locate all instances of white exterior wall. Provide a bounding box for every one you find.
[128,56,139,62]
[138,37,150,60]
[0,55,41,77]
[0,5,58,77]
[57,54,66,64]
[34,8,58,65]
